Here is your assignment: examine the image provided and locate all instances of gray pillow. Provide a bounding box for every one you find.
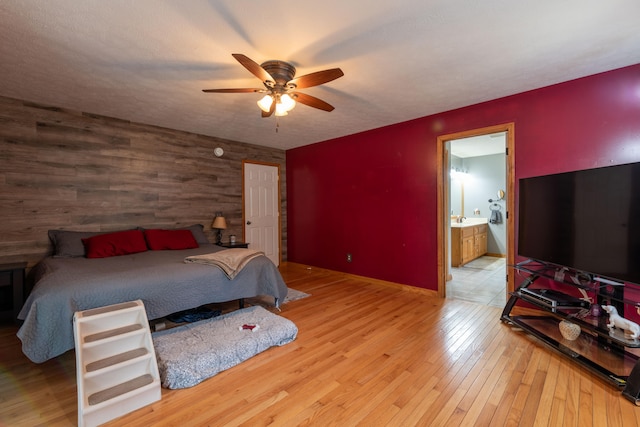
[48,230,102,257]
[179,224,210,245]
[136,224,211,245]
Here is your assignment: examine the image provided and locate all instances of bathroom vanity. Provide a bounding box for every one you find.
[451,219,488,267]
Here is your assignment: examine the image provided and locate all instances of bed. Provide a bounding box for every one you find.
[17,225,288,363]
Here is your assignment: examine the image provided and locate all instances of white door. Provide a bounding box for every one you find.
[243,162,280,265]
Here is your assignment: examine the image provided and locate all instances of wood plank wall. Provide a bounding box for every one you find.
[0,95,287,271]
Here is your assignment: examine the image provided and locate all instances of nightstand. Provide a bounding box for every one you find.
[0,262,27,323]
[216,242,249,249]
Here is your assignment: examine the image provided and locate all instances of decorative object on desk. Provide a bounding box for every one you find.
[559,319,581,341]
[229,234,236,244]
[211,213,227,244]
[603,305,640,339]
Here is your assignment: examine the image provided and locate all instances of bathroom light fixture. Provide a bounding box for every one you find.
[450,168,469,179]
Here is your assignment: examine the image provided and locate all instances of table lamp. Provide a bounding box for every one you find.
[212,215,227,244]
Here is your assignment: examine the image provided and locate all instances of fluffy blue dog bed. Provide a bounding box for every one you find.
[153,305,298,389]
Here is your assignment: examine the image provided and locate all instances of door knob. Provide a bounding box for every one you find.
[246,221,252,225]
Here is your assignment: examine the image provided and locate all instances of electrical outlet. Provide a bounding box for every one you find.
[347,253,352,263]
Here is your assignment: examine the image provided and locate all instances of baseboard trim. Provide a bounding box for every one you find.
[486,253,507,258]
[281,262,439,298]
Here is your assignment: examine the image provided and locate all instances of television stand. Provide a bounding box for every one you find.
[501,259,640,405]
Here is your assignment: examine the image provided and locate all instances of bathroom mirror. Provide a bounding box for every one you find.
[451,179,463,217]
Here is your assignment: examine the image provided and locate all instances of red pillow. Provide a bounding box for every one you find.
[144,229,199,250]
[82,230,148,258]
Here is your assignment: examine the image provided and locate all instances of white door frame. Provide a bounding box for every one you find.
[242,160,281,266]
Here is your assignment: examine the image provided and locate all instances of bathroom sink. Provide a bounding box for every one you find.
[451,218,488,227]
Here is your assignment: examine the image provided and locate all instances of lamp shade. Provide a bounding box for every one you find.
[274,103,289,116]
[212,216,227,229]
[257,95,273,113]
[280,94,296,111]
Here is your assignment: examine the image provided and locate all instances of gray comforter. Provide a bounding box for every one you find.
[17,244,288,363]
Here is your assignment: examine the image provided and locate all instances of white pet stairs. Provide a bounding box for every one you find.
[73,300,161,427]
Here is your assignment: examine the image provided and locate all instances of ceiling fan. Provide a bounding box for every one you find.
[203,54,344,118]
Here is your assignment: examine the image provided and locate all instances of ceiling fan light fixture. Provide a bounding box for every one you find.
[257,95,273,112]
[203,54,343,118]
[280,94,296,112]
[275,102,289,116]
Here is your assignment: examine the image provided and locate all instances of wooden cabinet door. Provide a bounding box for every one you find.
[477,232,487,257]
[474,233,487,258]
[462,235,475,264]
[451,228,462,267]
[472,224,488,258]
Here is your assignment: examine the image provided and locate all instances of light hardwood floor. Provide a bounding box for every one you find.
[2,262,640,426]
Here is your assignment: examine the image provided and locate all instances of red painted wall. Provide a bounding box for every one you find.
[286,64,640,290]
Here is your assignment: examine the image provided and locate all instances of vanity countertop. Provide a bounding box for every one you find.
[451,218,488,228]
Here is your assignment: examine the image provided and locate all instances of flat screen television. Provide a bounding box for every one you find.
[518,162,640,285]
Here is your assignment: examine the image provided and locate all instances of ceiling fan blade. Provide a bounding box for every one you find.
[202,88,263,93]
[292,92,335,112]
[232,53,274,85]
[287,68,344,89]
[262,100,276,118]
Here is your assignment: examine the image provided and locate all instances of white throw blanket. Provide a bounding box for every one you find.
[184,249,265,279]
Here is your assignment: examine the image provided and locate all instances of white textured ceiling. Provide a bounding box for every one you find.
[451,132,506,158]
[1,1,639,150]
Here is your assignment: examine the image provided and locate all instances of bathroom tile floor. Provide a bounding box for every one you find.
[446,256,507,307]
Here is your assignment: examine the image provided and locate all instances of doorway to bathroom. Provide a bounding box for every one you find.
[448,133,507,306]
[436,123,515,305]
